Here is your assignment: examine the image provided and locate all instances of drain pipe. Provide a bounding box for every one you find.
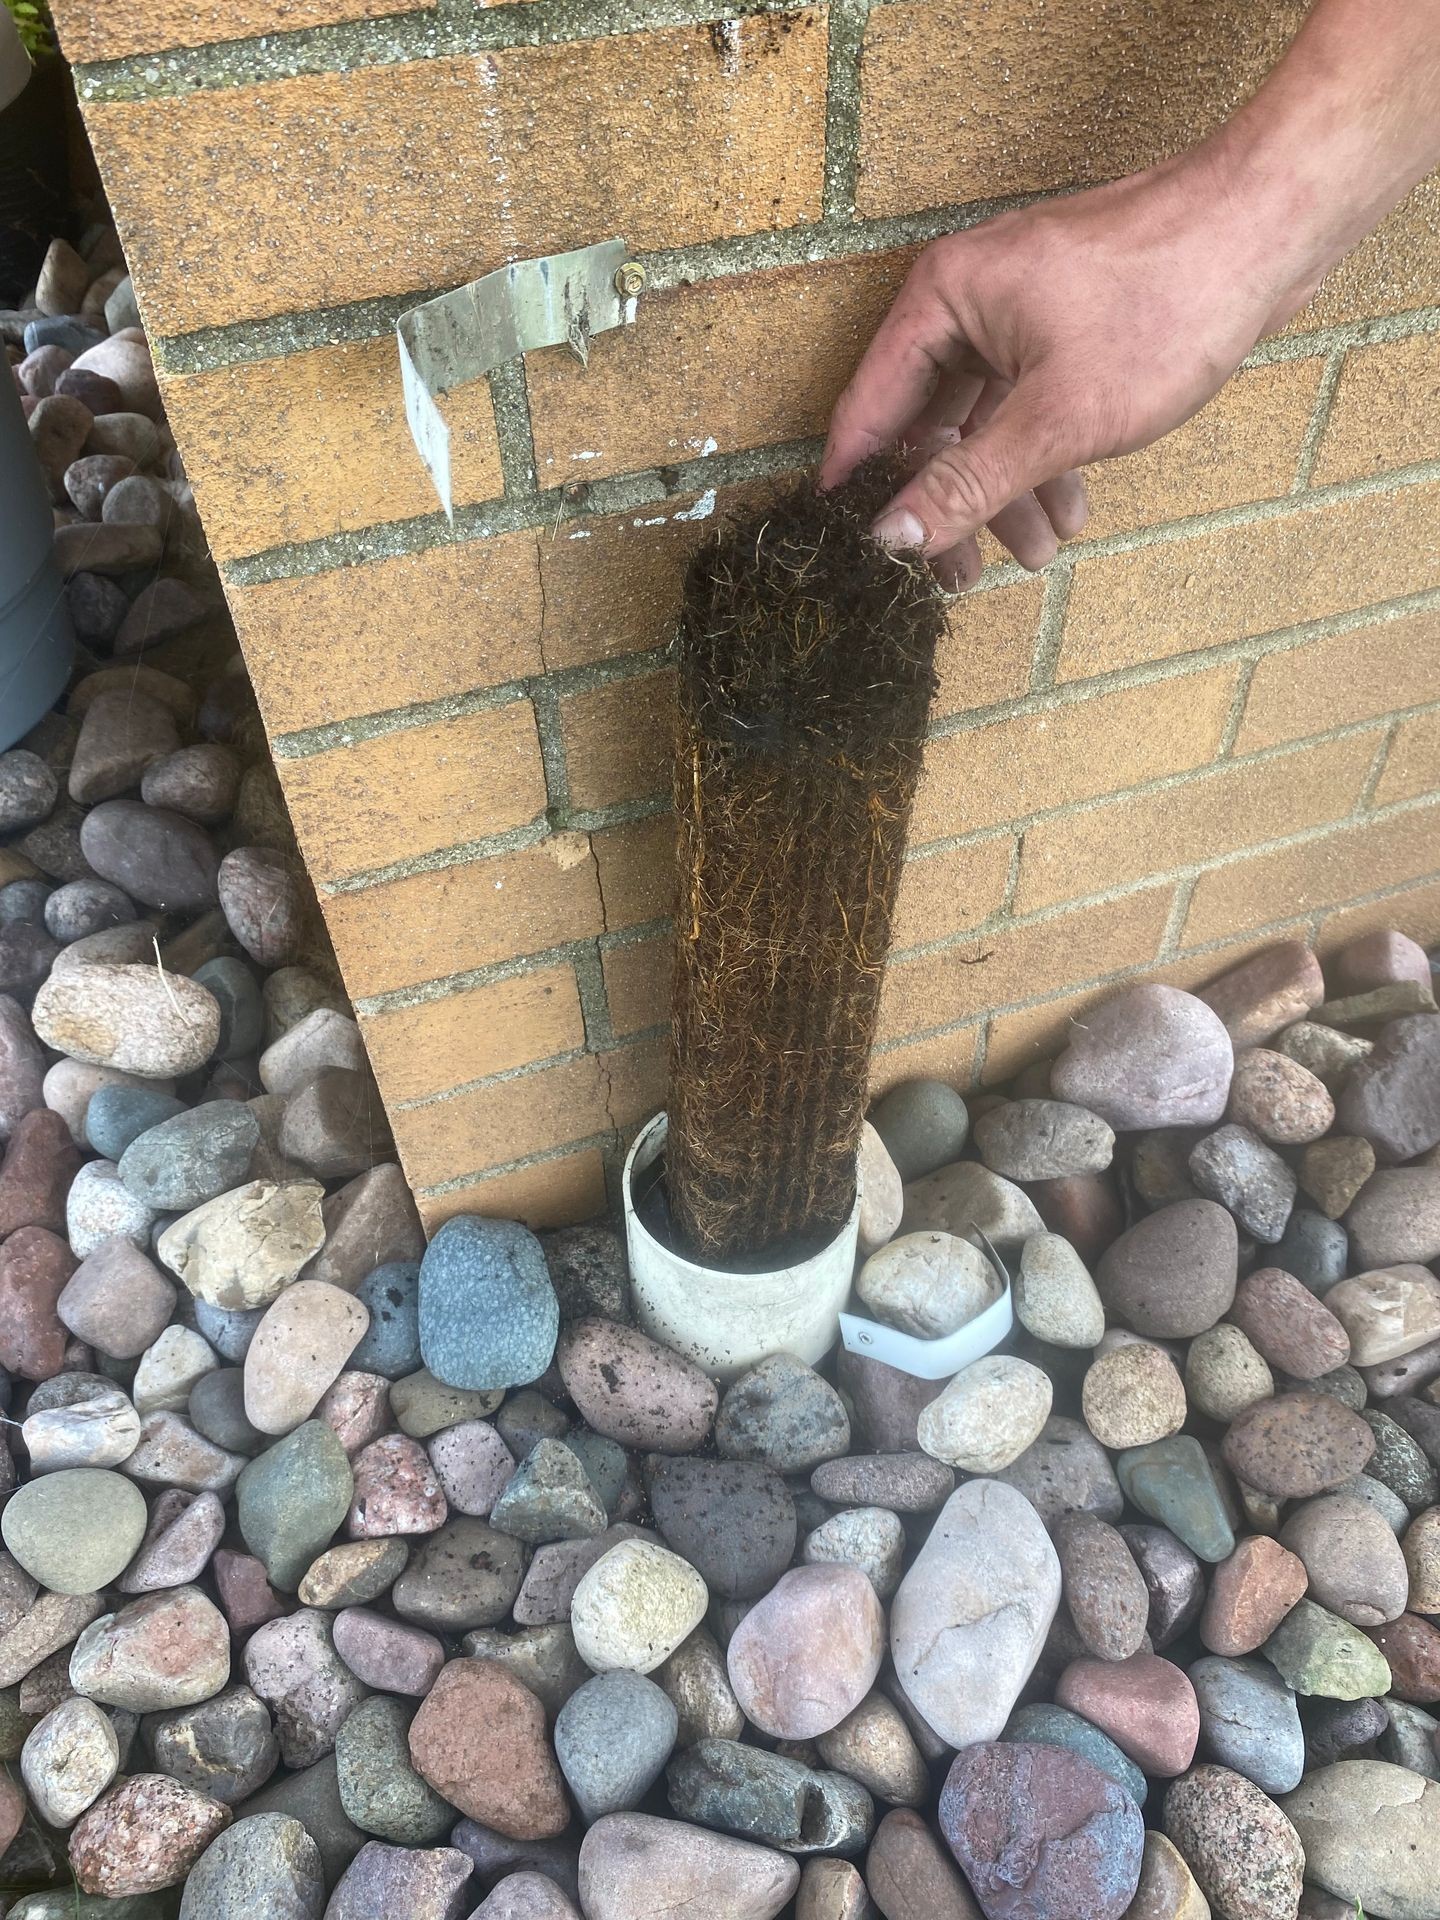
[0,12,75,750]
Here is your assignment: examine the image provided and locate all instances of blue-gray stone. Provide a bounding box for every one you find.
[561,1429,629,1516]
[118,1100,261,1210]
[1275,1209,1348,1295]
[418,1215,558,1391]
[189,1367,266,1455]
[196,958,264,1061]
[0,880,52,928]
[194,1298,267,1363]
[554,1669,678,1821]
[23,317,105,355]
[490,1438,607,1546]
[667,1738,873,1852]
[85,1085,187,1161]
[1190,1654,1304,1793]
[176,1811,325,1920]
[236,1420,354,1590]
[1116,1435,1235,1563]
[448,1822,580,1906]
[334,1695,453,1845]
[349,1262,421,1378]
[1003,1703,1147,1807]
[1363,1410,1440,1511]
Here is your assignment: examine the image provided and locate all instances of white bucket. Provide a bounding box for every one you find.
[621,1111,859,1382]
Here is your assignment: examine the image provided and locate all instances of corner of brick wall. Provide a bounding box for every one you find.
[51,0,1440,1229]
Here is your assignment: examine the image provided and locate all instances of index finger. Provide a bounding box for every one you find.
[819,265,972,489]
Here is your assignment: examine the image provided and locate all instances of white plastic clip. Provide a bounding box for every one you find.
[837,1227,1014,1380]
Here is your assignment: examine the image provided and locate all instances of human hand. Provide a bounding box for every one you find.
[821,147,1322,589]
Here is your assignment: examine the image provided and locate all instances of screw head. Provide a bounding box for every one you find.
[614,261,646,298]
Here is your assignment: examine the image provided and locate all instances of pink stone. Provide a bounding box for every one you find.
[1330,929,1433,996]
[1200,941,1325,1049]
[348,1434,448,1538]
[320,1370,394,1456]
[333,1607,446,1697]
[726,1565,884,1740]
[212,1549,289,1637]
[69,1773,229,1895]
[0,1226,77,1379]
[428,1420,517,1516]
[1055,1652,1199,1776]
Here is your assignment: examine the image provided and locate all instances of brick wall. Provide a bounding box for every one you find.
[50,0,1440,1231]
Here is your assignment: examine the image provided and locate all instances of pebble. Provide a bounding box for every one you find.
[1003,1701,1147,1806]
[655,1631,748,1755]
[1186,1325,1276,1423]
[865,1805,979,1920]
[1276,1018,1372,1088]
[23,1386,141,1471]
[1222,1392,1375,1498]
[856,1119,904,1258]
[118,1102,259,1212]
[147,1682,278,1804]
[1347,1168,1440,1268]
[0,994,45,1139]
[1189,1124,1296,1242]
[725,1564,883,1740]
[189,1369,267,1456]
[176,1812,324,1920]
[558,1318,717,1453]
[217,848,306,968]
[1370,1613,1440,1703]
[1162,1763,1304,1920]
[349,1261,421,1378]
[994,1415,1123,1528]
[68,689,181,807]
[1056,1650,1199,1775]
[407,1658,568,1837]
[801,1507,905,1601]
[1362,1409,1440,1510]
[554,1668,677,1820]
[1332,928,1432,995]
[837,1346,943,1452]
[577,1813,798,1920]
[1082,1343,1187,1449]
[939,1741,1143,1920]
[133,1325,218,1417]
[1231,1267,1351,1378]
[324,1840,475,1920]
[124,1410,247,1494]
[335,1693,454,1845]
[300,1541,410,1611]
[236,1419,355,1589]
[1202,941,1325,1047]
[1190,1654,1305,1793]
[416,1215,558,1391]
[1053,1511,1148,1660]
[159,1178,326,1310]
[244,1280,369,1434]
[856,1229,1002,1338]
[33,961,220,1078]
[1120,1523,1205,1649]
[1264,1598,1393,1698]
[308,1162,425,1294]
[647,1455,795,1599]
[1326,1265,1440,1366]
[348,1433,448,1537]
[1201,1536,1309,1655]
[71,1585,231,1711]
[0,1589,103,1690]
[1301,1693,1391,1768]
[0,1226,77,1378]
[1278,1493,1409,1626]
[213,1549,287,1636]
[427,1419,516,1515]
[69,1774,231,1898]
[1116,1436,1236,1563]
[490,1437,603,1545]
[243,1609,367,1768]
[571,1538,709,1674]
[67,1157,158,1257]
[0,750,58,832]
[917,1354,1052,1471]
[1096,1199,1237,1337]
[666,1738,872,1852]
[1013,1232,1106,1347]
[197,958,264,1059]
[1281,1760,1440,1920]
[393,1518,527,1632]
[714,1352,850,1471]
[795,1859,872,1920]
[816,1691,928,1805]
[811,1451,955,1511]
[2,1469,147,1593]
[1123,1831,1210,1920]
[1298,1140,1377,1226]
[21,1696,120,1825]
[1403,1505,1440,1612]
[868,1078,970,1181]
[1377,1697,1440,1775]
[1050,983,1233,1128]
[332,1605,445,1697]
[1228,1047,1335,1144]
[900,1160,1043,1247]
[119,1487,226,1591]
[85,1086,187,1162]
[1336,1013,1440,1162]
[260,1007,369,1096]
[891,1479,1059,1749]
[388,1366,499,1439]
[974,1098,1115,1179]
[120,580,209,660]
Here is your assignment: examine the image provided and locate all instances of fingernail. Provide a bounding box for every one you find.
[870,508,926,551]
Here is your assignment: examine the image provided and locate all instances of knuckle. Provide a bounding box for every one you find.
[916,444,994,530]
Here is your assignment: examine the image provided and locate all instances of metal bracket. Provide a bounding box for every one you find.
[397,237,639,518]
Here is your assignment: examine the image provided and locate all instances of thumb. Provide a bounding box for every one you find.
[871,383,1059,554]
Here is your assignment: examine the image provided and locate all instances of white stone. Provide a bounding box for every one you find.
[571,1540,708,1675]
[66,1158,156,1258]
[31,962,219,1078]
[245,1281,370,1435]
[890,1479,1060,1749]
[157,1179,326,1309]
[917,1355,1052,1472]
[855,1230,1000,1339]
[1014,1233,1106,1348]
[21,1696,119,1826]
[22,1388,141,1472]
[855,1122,903,1259]
[899,1160,1044,1248]
[132,1325,218,1417]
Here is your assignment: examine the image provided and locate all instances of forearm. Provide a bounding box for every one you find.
[1206,0,1440,311]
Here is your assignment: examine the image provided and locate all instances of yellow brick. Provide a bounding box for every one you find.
[280,701,546,883]
[1287,178,1440,332]
[1236,607,1440,753]
[1014,733,1379,914]
[560,673,676,812]
[1374,713,1440,808]
[870,1024,981,1097]
[1312,332,1440,487]
[527,252,909,484]
[591,814,676,931]
[911,663,1238,843]
[52,0,419,59]
[323,833,601,1000]
[1081,360,1324,539]
[86,21,827,335]
[361,965,585,1108]
[604,937,671,1040]
[1183,800,1440,945]
[1059,481,1440,681]
[1316,875,1440,956]
[934,579,1042,719]
[856,0,1304,219]
[417,1150,608,1233]
[162,340,501,563]
[879,886,1173,1042]
[892,835,1015,950]
[231,533,544,737]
